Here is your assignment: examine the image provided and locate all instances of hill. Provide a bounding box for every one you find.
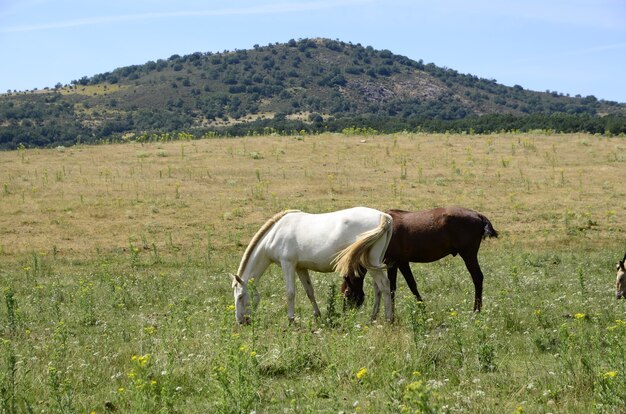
[1,38,626,149]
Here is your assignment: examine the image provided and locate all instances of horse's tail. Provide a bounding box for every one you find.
[333,213,392,277]
[479,213,498,239]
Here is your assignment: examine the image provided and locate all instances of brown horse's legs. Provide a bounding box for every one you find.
[461,254,483,312]
[397,262,423,302]
[387,265,398,304]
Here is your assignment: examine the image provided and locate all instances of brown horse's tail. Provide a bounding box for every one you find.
[480,214,498,239]
[333,213,392,277]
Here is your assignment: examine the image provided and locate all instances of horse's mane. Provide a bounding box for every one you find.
[237,210,300,276]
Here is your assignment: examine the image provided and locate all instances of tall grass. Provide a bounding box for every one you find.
[0,132,625,412]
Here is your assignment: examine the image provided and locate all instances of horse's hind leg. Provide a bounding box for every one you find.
[371,269,394,322]
[296,268,321,319]
[371,281,381,320]
[397,262,423,303]
[461,253,484,312]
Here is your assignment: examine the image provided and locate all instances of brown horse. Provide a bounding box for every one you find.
[342,206,498,312]
[616,253,626,299]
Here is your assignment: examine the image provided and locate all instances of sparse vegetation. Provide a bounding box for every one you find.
[0,132,625,412]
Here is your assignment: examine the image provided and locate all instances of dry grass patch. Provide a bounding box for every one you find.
[1,132,624,260]
[58,83,128,96]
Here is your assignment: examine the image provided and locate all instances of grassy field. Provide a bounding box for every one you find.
[0,132,625,413]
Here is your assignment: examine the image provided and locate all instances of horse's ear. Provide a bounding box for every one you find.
[229,273,245,286]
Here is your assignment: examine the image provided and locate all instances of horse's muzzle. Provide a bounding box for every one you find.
[237,315,251,325]
[343,292,365,309]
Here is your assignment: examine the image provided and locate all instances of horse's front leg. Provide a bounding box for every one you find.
[371,269,393,322]
[296,268,321,319]
[387,265,398,306]
[281,261,298,323]
[397,262,423,303]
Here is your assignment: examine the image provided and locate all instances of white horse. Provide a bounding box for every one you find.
[616,253,626,299]
[231,207,394,324]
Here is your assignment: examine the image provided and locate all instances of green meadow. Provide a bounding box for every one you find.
[0,132,625,413]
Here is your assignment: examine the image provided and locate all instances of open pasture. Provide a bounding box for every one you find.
[0,132,625,412]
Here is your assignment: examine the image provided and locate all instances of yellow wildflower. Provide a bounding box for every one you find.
[138,354,151,367]
[143,326,156,335]
[534,309,541,316]
[356,367,368,380]
[406,380,423,392]
[603,371,617,379]
[574,313,585,320]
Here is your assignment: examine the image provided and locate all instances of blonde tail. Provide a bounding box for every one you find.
[333,213,392,277]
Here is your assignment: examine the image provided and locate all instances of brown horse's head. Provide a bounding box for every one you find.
[616,253,626,299]
[341,266,367,308]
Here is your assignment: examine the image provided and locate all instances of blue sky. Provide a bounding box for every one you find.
[1,0,625,102]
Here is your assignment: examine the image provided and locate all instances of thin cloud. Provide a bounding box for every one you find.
[1,0,372,33]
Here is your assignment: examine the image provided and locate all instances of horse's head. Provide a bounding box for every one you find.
[341,270,366,309]
[616,253,626,299]
[231,274,251,324]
